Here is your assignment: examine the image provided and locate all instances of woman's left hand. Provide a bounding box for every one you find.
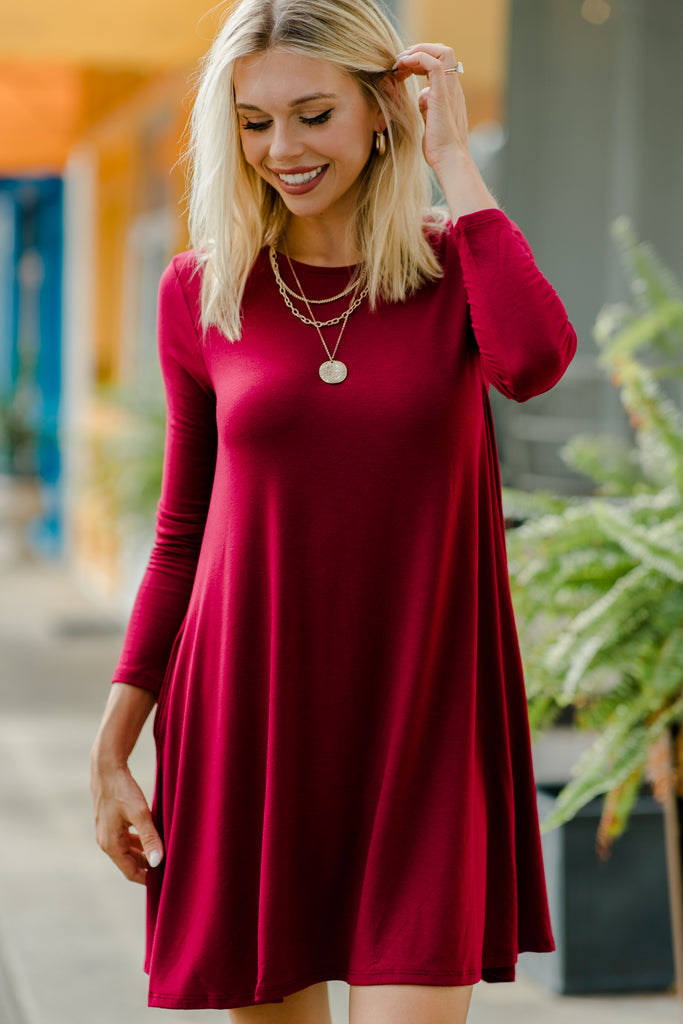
[392,42,499,222]
[392,43,470,175]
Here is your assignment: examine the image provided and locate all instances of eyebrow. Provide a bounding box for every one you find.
[235,92,339,111]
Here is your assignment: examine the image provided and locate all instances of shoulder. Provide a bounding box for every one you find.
[158,249,206,335]
[161,246,269,308]
[161,249,203,299]
[156,251,203,356]
[156,253,214,392]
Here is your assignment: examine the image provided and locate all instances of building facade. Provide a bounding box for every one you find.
[1,0,681,598]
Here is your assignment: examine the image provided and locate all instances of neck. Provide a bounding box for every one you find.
[282,216,359,267]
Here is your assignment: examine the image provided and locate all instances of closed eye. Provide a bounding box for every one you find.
[242,119,271,132]
[301,108,333,126]
[241,109,333,131]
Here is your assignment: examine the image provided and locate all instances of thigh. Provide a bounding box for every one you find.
[227,981,332,1024]
[349,983,474,1024]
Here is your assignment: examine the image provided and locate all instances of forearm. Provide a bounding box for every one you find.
[91,682,156,771]
[90,682,164,882]
[435,149,499,224]
[110,256,217,697]
[111,545,199,695]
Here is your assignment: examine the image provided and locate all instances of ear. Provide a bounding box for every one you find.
[373,71,399,133]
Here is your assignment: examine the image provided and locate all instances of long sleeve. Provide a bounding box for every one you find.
[451,208,577,402]
[111,255,217,696]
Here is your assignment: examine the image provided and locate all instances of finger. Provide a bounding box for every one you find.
[128,801,164,869]
[392,50,458,91]
[97,825,151,884]
[393,43,459,71]
[397,42,457,61]
[126,831,144,853]
[114,847,150,885]
[390,65,413,83]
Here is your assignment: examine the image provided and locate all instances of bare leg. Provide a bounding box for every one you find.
[349,983,474,1024]
[227,981,333,1024]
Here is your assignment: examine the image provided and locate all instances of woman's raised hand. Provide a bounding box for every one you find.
[392,44,470,175]
[392,42,499,222]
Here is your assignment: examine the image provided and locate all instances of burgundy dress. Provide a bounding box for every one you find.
[112,208,577,1010]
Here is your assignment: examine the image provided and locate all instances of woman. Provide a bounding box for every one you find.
[90,0,577,1021]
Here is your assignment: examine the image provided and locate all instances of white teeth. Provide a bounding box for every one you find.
[277,166,324,185]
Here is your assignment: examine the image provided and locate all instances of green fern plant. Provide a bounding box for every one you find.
[505,217,683,855]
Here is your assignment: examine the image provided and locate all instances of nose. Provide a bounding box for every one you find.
[268,120,304,163]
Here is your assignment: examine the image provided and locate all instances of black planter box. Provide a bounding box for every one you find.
[519,784,675,994]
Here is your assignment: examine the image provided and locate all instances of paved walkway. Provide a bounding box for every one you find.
[1,551,681,1023]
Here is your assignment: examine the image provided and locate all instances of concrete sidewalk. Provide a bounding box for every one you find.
[0,552,681,1023]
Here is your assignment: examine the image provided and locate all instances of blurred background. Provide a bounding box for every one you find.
[2,1,683,1022]
[3,0,683,592]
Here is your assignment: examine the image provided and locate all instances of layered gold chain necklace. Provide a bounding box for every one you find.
[269,244,368,384]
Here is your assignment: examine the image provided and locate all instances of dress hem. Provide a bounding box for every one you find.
[147,949,553,1009]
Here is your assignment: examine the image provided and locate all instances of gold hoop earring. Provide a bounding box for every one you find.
[375,130,386,157]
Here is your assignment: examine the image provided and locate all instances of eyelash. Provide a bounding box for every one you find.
[242,109,333,131]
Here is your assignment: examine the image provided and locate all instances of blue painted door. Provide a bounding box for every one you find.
[0,177,63,555]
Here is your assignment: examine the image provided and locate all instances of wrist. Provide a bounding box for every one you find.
[430,144,471,180]
[90,734,130,775]
[91,682,156,773]
[434,150,499,223]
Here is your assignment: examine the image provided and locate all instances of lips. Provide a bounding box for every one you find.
[275,166,325,185]
[269,164,329,194]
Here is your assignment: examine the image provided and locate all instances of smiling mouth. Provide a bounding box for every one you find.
[274,166,326,186]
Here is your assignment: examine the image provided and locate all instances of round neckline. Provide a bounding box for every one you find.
[273,248,359,275]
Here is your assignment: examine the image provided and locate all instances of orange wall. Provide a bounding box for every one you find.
[1,0,510,591]
[0,64,162,175]
[0,0,226,69]
[0,62,83,174]
[0,1,509,174]
[84,73,191,382]
[0,0,224,175]
[404,0,510,126]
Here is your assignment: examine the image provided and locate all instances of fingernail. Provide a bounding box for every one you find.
[148,849,162,868]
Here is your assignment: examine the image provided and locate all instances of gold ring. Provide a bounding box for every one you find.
[444,61,464,74]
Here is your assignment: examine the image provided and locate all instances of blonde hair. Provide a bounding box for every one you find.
[183,0,446,341]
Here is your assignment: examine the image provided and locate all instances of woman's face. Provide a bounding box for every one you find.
[233,48,384,227]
